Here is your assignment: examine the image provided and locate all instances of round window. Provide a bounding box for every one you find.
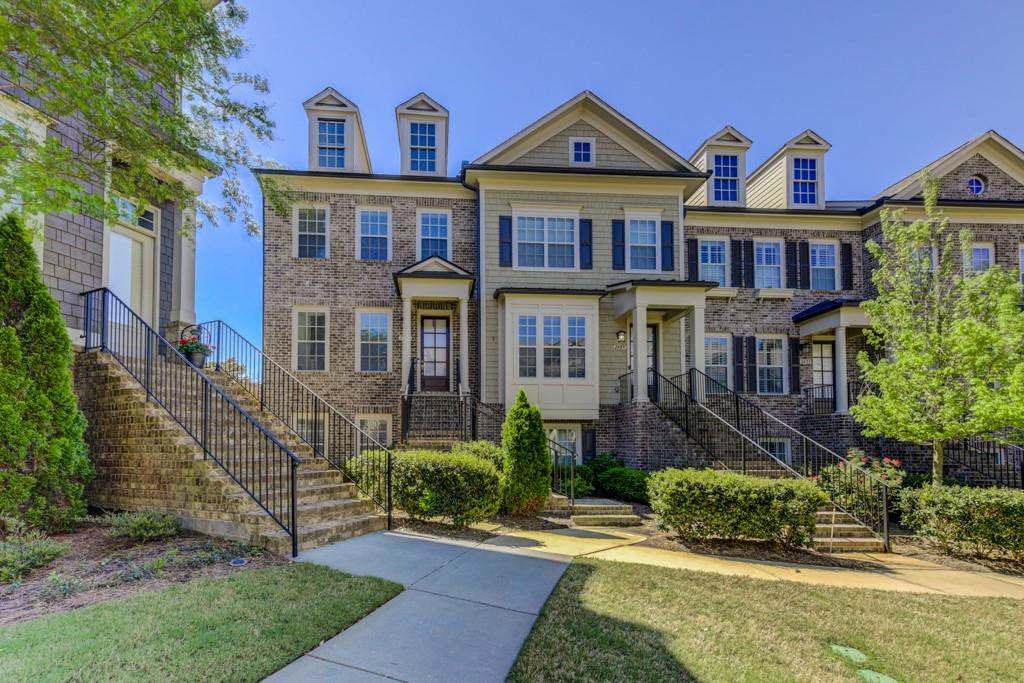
[967,175,986,196]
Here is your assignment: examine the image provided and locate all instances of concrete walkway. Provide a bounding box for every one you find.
[265,531,571,683]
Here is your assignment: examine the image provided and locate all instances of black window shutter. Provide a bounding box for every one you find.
[581,428,596,461]
[745,336,758,393]
[661,221,675,272]
[798,241,810,289]
[579,219,593,270]
[612,220,625,271]
[788,337,801,395]
[785,241,798,289]
[732,335,744,391]
[686,238,699,281]
[841,242,853,290]
[499,216,512,267]
[730,240,743,287]
[742,240,755,288]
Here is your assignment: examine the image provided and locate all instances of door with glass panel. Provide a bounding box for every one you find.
[420,317,450,392]
[811,342,835,412]
[628,324,659,401]
[107,199,156,327]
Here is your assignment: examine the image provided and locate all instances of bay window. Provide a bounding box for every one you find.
[516,312,588,380]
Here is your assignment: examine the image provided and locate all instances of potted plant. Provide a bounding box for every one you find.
[176,335,213,368]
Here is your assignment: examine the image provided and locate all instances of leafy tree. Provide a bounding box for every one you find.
[0,214,92,530]
[0,0,283,235]
[500,389,551,515]
[853,176,1024,485]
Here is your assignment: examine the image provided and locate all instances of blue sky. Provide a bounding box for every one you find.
[196,0,1024,343]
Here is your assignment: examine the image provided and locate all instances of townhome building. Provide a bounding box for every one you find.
[257,88,1024,475]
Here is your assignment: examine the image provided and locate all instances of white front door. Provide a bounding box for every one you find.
[107,223,156,325]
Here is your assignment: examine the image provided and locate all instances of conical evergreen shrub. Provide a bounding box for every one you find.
[0,213,91,531]
[500,389,551,515]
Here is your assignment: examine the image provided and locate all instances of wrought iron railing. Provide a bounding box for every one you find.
[804,384,836,415]
[83,290,302,556]
[196,320,392,526]
[674,368,891,545]
[946,436,1024,489]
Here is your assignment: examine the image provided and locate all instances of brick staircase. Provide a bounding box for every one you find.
[814,508,885,552]
[570,500,643,527]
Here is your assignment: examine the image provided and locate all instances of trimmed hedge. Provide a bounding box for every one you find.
[898,485,1024,559]
[393,450,500,526]
[568,453,649,504]
[648,468,827,547]
[450,440,504,472]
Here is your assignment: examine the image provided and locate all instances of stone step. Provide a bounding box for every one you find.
[263,513,387,553]
[242,496,376,526]
[815,510,859,525]
[814,523,876,538]
[571,514,644,527]
[572,503,634,515]
[813,536,886,553]
[226,481,361,504]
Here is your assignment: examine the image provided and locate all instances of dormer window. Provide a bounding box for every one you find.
[410,122,437,172]
[317,119,345,169]
[569,137,595,167]
[792,157,818,205]
[713,154,739,202]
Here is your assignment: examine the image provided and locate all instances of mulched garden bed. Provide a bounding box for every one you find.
[890,535,1024,575]
[0,521,286,626]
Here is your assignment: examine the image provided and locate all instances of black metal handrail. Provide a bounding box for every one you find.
[804,384,836,415]
[674,368,891,545]
[83,290,302,557]
[197,319,393,526]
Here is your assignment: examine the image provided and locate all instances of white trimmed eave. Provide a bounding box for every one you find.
[796,304,869,337]
[464,168,705,198]
[261,172,475,200]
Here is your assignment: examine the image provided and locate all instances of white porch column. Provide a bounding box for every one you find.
[632,304,648,402]
[834,325,849,413]
[689,305,705,373]
[401,296,412,393]
[169,208,197,327]
[458,296,469,393]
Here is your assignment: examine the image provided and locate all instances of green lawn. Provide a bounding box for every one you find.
[509,558,1024,683]
[0,563,400,682]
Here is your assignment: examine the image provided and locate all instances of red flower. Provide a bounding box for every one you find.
[861,456,871,464]
[191,336,198,342]
[883,457,892,464]
[893,459,902,467]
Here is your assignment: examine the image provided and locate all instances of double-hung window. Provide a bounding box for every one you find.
[809,241,836,290]
[357,415,391,452]
[518,316,537,378]
[757,337,785,395]
[567,316,586,378]
[792,157,817,205]
[517,312,588,380]
[705,336,730,390]
[759,438,792,465]
[418,210,449,260]
[628,215,659,271]
[296,310,327,372]
[754,241,782,288]
[970,243,993,273]
[713,154,739,202]
[317,119,345,169]
[543,316,561,378]
[296,207,327,259]
[357,311,390,372]
[410,122,437,172]
[358,209,390,261]
[515,214,577,269]
[699,239,727,286]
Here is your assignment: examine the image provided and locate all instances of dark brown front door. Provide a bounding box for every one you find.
[420,317,450,392]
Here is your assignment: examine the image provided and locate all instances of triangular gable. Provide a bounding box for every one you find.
[472,91,698,172]
[747,129,831,182]
[689,125,752,162]
[397,255,472,277]
[396,92,449,117]
[874,130,1024,199]
[303,87,358,111]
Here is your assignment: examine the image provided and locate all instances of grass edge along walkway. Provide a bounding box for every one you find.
[0,563,401,683]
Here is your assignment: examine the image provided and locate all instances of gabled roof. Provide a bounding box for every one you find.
[747,129,831,183]
[395,92,449,117]
[395,255,473,277]
[303,87,372,173]
[873,130,1024,199]
[689,125,752,162]
[472,90,698,172]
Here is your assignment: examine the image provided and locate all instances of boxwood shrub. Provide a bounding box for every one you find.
[898,485,1024,559]
[596,466,650,504]
[648,468,827,547]
[393,450,501,526]
[450,440,504,472]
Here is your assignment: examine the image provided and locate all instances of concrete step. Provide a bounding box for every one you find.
[572,503,634,515]
[571,514,643,527]
[263,513,387,553]
[242,496,376,526]
[226,481,360,504]
[814,523,876,538]
[815,510,859,525]
[813,536,886,552]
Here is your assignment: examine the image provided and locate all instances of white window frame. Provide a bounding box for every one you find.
[758,437,792,465]
[568,136,596,167]
[754,239,784,289]
[711,153,740,204]
[292,204,330,259]
[511,208,580,272]
[625,209,663,273]
[809,239,838,291]
[756,335,787,395]
[408,120,438,174]
[969,241,994,274]
[415,208,452,261]
[698,237,729,286]
[791,156,819,206]
[355,307,392,373]
[514,312,588,381]
[294,412,328,454]
[356,413,392,451]
[355,206,392,262]
[704,334,731,390]
[316,117,346,170]
[545,423,583,465]
[292,306,330,373]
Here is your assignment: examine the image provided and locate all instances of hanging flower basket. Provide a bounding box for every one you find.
[176,336,213,368]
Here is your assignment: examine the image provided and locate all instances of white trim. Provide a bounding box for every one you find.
[755,334,787,395]
[511,207,581,272]
[292,203,330,259]
[568,136,596,167]
[104,194,160,326]
[355,307,392,374]
[355,413,393,449]
[624,208,663,273]
[968,241,995,274]
[808,238,839,292]
[415,207,453,262]
[758,437,792,465]
[292,305,330,373]
[416,308,453,392]
[704,333,731,390]
[313,116,347,171]
[355,206,393,262]
[753,238,785,289]
[696,235,730,286]
[545,423,583,465]
[708,150,746,207]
